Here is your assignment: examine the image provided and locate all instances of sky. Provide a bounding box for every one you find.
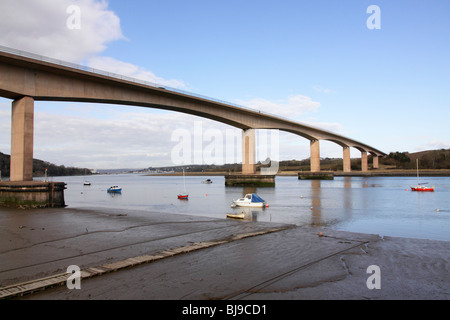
[0,0,449,169]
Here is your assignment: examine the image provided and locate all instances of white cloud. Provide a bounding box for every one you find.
[305,121,344,134]
[0,0,124,62]
[312,85,336,94]
[237,94,321,118]
[414,140,450,152]
[0,0,186,90]
[87,56,186,89]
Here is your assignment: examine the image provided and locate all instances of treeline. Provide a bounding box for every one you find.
[382,149,450,169]
[277,149,450,171]
[0,152,92,178]
[156,149,450,172]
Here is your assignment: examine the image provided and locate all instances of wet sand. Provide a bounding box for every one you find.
[0,207,448,300]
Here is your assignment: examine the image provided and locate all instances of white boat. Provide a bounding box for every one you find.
[83,169,91,186]
[202,179,213,184]
[232,193,266,208]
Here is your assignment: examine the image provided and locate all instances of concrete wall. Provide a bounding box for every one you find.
[0,182,66,208]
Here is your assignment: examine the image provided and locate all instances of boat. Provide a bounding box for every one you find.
[177,193,189,200]
[411,185,434,192]
[178,169,189,200]
[202,179,213,184]
[232,193,266,208]
[107,186,122,193]
[411,159,434,192]
[226,212,246,219]
[83,169,91,186]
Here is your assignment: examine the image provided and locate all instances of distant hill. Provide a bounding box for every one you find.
[145,149,450,173]
[382,149,450,170]
[1,149,448,179]
[0,152,92,178]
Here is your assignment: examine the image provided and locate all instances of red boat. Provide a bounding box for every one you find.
[411,159,435,192]
[177,169,189,199]
[411,185,434,192]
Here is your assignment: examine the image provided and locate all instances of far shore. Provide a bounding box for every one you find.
[144,169,450,177]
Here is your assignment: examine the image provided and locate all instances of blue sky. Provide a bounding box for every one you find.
[0,0,449,169]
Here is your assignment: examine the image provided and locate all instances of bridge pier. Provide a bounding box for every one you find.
[343,146,351,172]
[361,151,368,172]
[310,140,320,173]
[1,96,66,208]
[242,129,256,174]
[373,155,379,169]
[11,97,34,182]
[225,129,275,187]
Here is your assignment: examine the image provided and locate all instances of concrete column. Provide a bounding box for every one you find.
[242,129,256,174]
[343,147,351,172]
[310,140,320,172]
[361,151,368,172]
[11,97,34,182]
[373,155,379,169]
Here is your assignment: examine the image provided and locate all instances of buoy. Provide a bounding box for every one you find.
[310,207,314,210]
[265,204,269,208]
[318,232,323,237]
[300,195,303,199]
[205,194,208,196]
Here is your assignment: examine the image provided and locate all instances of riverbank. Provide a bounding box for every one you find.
[0,207,448,301]
[145,169,450,177]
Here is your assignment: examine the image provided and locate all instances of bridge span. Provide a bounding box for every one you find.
[0,46,385,182]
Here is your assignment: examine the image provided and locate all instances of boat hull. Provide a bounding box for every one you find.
[178,194,189,200]
[232,201,265,208]
[411,187,434,192]
[226,213,246,219]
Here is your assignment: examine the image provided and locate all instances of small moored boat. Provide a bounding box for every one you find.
[177,193,189,200]
[232,193,266,208]
[411,159,434,192]
[226,212,246,219]
[411,185,434,192]
[202,179,213,184]
[107,186,122,193]
[178,169,189,200]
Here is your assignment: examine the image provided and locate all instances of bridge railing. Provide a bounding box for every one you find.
[0,45,293,122]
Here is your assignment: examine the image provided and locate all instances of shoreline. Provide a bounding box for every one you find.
[144,169,450,177]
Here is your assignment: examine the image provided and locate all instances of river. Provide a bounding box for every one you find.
[31,174,449,242]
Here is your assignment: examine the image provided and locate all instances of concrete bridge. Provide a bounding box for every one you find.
[0,46,385,182]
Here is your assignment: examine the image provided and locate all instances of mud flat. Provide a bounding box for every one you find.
[0,207,448,300]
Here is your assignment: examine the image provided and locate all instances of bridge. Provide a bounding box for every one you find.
[0,46,385,183]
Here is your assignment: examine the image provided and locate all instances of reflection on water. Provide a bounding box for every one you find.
[30,174,450,241]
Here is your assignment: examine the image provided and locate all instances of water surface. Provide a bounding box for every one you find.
[45,174,450,241]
